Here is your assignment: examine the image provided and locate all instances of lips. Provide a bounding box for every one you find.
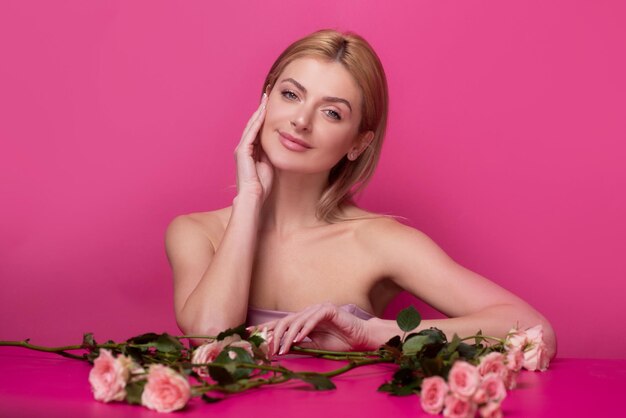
[278,131,312,152]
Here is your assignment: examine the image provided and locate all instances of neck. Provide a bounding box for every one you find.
[260,170,330,235]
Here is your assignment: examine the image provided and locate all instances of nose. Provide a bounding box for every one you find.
[290,106,313,132]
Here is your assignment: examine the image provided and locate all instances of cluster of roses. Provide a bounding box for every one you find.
[419,325,550,418]
[88,332,269,413]
[88,349,191,413]
[86,324,549,416]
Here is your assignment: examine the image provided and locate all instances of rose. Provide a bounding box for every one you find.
[523,341,549,371]
[191,341,223,377]
[443,393,477,418]
[475,373,506,404]
[505,348,523,372]
[88,349,130,403]
[479,401,503,418]
[505,328,526,351]
[478,352,507,378]
[448,361,480,398]
[251,327,272,360]
[420,376,448,414]
[505,325,550,371]
[141,364,191,413]
[521,325,550,371]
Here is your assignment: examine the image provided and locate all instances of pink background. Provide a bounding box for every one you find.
[1,1,624,359]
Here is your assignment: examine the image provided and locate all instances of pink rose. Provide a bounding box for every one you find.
[252,327,272,360]
[88,349,130,403]
[522,341,550,371]
[505,348,523,372]
[477,373,506,404]
[448,361,480,399]
[141,364,191,413]
[504,328,526,351]
[420,376,449,414]
[478,352,507,378]
[504,370,518,390]
[505,325,550,371]
[443,393,477,418]
[192,341,223,377]
[479,401,503,418]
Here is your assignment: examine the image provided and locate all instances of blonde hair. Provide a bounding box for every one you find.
[262,29,389,222]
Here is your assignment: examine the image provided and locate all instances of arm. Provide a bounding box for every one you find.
[166,94,272,338]
[364,219,557,358]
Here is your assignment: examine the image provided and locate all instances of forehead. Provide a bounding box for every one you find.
[278,57,362,106]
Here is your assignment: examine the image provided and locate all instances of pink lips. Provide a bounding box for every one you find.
[278,131,312,152]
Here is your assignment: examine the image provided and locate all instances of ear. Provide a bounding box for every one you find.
[347,131,375,161]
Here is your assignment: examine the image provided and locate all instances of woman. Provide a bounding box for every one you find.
[165,29,556,358]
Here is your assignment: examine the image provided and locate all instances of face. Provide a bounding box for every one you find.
[260,57,368,174]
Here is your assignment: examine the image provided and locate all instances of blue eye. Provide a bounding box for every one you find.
[325,110,342,120]
[281,90,298,100]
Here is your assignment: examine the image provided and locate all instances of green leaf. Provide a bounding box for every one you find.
[154,333,184,354]
[392,367,416,385]
[416,328,447,344]
[402,335,431,356]
[446,334,461,354]
[377,382,395,393]
[82,333,96,348]
[125,380,146,405]
[201,394,223,403]
[395,385,418,396]
[208,365,235,385]
[421,357,444,377]
[384,335,402,349]
[377,379,420,396]
[296,374,336,390]
[248,335,265,347]
[396,306,421,333]
[126,332,160,345]
[457,342,478,360]
[216,324,249,341]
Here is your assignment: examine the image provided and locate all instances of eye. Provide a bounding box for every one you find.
[324,109,342,121]
[281,90,299,101]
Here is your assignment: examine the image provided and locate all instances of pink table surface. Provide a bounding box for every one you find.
[0,347,624,418]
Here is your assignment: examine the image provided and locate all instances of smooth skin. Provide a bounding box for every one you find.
[166,58,557,358]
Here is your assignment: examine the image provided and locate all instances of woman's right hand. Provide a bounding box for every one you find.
[234,93,273,203]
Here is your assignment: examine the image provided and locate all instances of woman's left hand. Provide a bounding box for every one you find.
[256,303,373,356]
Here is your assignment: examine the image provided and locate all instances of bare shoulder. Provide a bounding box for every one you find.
[165,207,232,254]
[345,207,433,250]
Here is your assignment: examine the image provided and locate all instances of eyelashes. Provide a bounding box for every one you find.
[281,90,298,101]
[280,89,343,121]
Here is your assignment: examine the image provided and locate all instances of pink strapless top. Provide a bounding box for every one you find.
[246,304,375,326]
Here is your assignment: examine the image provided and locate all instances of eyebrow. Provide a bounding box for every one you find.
[280,77,353,112]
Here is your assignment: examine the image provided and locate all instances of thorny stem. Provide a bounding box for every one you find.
[290,346,381,357]
[459,335,505,344]
[0,341,121,361]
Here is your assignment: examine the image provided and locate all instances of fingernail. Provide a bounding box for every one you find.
[278,344,285,355]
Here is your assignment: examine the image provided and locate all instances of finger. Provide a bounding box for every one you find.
[276,305,327,355]
[255,320,278,331]
[279,316,311,355]
[270,317,292,356]
[239,94,268,145]
[293,305,338,344]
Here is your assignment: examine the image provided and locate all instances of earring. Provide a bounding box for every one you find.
[349,151,358,160]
